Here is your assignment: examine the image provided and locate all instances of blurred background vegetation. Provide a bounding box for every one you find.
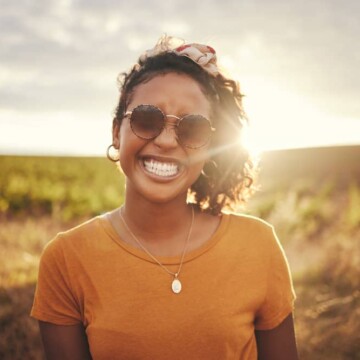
[0,146,359,359]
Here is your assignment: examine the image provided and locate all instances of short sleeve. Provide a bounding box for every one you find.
[254,225,296,330]
[30,235,82,325]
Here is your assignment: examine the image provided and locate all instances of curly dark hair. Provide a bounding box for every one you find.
[113,49,257,215]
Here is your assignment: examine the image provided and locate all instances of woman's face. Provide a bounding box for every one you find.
[113,72,212,205]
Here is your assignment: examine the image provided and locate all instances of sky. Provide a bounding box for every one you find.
[0,0,359,156]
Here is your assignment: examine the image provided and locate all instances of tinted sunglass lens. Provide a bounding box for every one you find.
[178,115,211,148]
[131,105,164,139]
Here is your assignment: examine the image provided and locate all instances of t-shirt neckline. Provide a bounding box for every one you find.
[99,211,231,265]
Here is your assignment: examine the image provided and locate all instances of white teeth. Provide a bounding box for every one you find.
[143,159,179,177]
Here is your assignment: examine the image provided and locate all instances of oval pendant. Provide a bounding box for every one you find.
[172,278,182,294]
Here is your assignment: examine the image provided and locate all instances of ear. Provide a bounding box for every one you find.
[112,119,121,149]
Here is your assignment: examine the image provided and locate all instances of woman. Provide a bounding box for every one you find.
[31,36,298,359]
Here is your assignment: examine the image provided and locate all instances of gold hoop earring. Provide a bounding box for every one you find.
[106,144,119,162]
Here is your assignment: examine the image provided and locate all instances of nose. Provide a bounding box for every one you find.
[152,123,179,149]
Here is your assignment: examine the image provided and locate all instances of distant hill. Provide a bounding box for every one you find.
[257,145,360,191]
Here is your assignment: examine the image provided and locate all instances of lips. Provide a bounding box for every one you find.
[141,157,180,178]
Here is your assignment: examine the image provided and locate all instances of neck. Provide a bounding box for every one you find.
[121,192,193,246]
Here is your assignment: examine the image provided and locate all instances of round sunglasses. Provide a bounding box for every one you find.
[125,104,215,149]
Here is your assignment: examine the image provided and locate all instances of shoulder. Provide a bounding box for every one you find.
[222,212,274,237]
[220,212,282,254]
[41,215,108,261]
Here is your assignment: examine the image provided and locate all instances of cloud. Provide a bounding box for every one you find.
[0,0,359,120]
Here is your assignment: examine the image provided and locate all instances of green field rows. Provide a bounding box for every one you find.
[0,156,125,220]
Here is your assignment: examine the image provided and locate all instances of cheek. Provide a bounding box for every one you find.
[188,145,210,166]
[118,121,135,150]
[118,122,149,168]
[187,149,209,179]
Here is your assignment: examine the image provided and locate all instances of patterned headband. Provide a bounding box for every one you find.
[137,35,220,77]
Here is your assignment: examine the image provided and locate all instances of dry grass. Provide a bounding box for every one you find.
[249,179,360,359]
[0,217,80,360]
[294,228,360,360]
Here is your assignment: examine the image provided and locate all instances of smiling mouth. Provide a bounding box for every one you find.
[142,158,179,177]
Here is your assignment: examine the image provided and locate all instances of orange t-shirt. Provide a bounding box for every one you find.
[31,213,295,359]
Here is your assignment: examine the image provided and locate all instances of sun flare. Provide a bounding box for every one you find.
[238,77,360,152]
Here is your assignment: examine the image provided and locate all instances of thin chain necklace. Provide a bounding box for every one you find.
[119,206,194,294]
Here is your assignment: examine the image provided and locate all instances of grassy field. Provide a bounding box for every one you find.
[0,146,359,359]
